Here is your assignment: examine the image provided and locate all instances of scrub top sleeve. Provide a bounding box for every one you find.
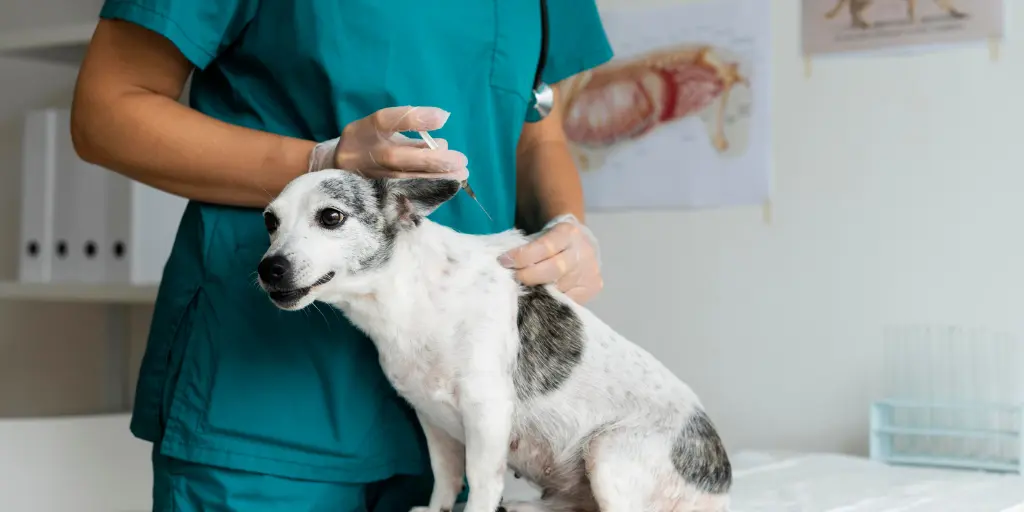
[99,0,258,70]
[541,0,615,86]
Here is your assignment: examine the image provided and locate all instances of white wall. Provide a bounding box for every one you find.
[585,0,1024,456]
[2,0,1022,460]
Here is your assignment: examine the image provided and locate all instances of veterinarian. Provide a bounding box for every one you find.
[70,1,611,510]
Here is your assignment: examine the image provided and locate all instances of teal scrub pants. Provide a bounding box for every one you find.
[151,448,435,512]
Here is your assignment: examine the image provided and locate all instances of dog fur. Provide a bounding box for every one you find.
[256,170,732,512]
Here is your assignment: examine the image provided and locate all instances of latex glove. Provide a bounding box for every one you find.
[499,214,603,304]
[308,106,469,181]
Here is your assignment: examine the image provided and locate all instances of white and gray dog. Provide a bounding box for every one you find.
[256,170,732,512]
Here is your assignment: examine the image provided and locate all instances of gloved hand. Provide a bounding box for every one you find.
[308,106,469,181]
[498,213,603,304]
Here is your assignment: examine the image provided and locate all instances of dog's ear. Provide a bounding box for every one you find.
[376,177,462,228]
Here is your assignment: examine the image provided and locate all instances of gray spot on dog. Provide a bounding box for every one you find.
[318,177,374,226]
[514,286,584,399]
[671,409,732,494]
[316,177,389,271]
[357,221,396,271]
[354,177,461,271]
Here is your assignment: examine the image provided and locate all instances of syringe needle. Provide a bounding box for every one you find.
[417,130,492,222]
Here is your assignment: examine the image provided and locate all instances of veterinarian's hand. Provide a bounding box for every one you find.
[308,106,469,181]
[499,214,603,304]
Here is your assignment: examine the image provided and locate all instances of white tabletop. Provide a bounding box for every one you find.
[728,450,1024,511]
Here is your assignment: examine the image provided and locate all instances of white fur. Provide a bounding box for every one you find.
[257,170,732,512]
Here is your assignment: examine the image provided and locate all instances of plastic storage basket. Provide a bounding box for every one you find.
[869,325,1024,475]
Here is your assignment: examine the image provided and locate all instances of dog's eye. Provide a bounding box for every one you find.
[318,208,345,228]
[263,212,279,234]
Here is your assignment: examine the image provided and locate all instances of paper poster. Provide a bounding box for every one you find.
[802,0,1006,56]
[561,0,772,212]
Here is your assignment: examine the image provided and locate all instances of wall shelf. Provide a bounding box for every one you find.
[0,22,96,64]
[0,281,157,304]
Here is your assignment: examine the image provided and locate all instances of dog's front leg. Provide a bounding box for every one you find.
[459,376,514,512]
[412,413,466,512]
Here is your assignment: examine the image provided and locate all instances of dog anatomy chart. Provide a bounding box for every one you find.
[802,0,1006,55]
[560,0,771,212]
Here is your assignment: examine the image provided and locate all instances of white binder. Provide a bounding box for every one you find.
[104,177,187,285]
[17,109,60,283]
[50,110,110,284]
[22,107,188,286]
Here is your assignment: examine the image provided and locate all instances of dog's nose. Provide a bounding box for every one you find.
[258,254,291,285]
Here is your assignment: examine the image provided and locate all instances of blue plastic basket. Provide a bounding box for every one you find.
[870,399,1024,475]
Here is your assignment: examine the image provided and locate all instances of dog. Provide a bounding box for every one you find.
[255,169,732,512]
[825,0,968,29]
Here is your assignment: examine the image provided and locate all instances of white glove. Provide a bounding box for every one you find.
[499,213,604,304]
[308,106,469,181]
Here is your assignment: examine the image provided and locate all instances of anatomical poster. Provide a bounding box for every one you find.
[802,0,1006,56]
[561,0,772,212]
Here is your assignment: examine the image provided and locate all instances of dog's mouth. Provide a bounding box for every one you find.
[266,271,336,306]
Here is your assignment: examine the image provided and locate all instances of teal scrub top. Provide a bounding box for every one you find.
[101,0,613,484]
